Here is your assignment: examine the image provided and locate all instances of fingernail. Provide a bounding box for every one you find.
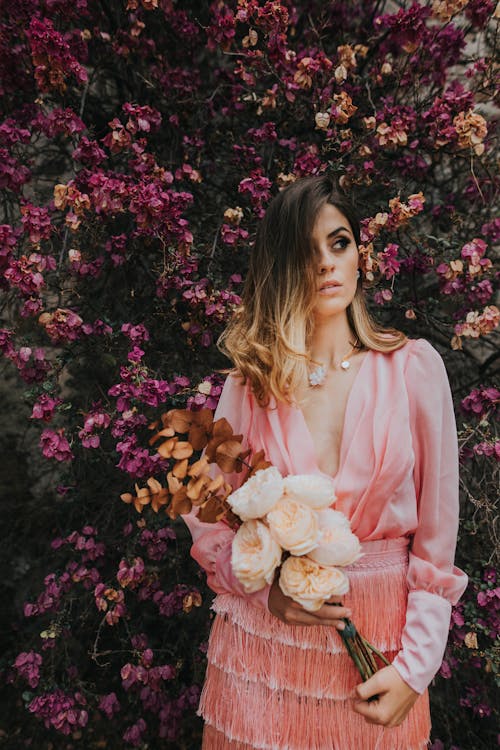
[346,610,352,617]
[337,622,345,630]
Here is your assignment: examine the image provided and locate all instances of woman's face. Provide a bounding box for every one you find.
[310,202,359,320]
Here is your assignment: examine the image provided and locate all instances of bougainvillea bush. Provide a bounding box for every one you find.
[0,0,498,747]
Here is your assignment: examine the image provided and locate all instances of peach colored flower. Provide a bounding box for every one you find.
[315,112,331,130]
[432,0,469,22]
[279,556,349,612]
[282,474,336,509]
[227,466,284,521]
[453,110,488,156]
[232,520,282,593]
[307,509,363,567]
[266,498,320,555]
[331,91,357,124]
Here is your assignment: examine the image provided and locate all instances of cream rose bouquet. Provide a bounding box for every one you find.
[227,467,390,681]
[122,407,388,681]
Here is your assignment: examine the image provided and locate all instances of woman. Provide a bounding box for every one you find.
[182,174,468,750]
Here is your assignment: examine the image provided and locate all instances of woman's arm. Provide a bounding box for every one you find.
[391,338,468,694]
[181,371,271,610]
[354,338,468,726]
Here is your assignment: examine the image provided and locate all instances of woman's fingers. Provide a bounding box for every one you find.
[268,580,354,628]
[283,602,352,627]
[314,603,352,619]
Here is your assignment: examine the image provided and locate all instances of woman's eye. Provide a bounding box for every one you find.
[332,238,350,250]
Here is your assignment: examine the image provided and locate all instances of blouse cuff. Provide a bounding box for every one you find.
[391,589,453,694]
[214,537,272,610]
[185,512,271,611]
[407,554,469,604]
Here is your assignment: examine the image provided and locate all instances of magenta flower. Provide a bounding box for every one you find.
[99,692,121,719]
[377,243,401,280]
[14,651,43,688]
[123,718,147,747]
[31,394,62,422]
[117,557,146,589]
[40,428,74,461]
[121,322,150,344]
[28,690,88,735]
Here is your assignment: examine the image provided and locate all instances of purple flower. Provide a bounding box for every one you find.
[28,690,88,735]
[40,428,74,461]
[123,718,147,747]
[31,394,62,422]
[121,322,150,344]
[98,692,121,719]
[14,651,42,688]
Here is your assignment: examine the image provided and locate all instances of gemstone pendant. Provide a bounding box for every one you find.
[308,364,327,387]
[340,359,350,370]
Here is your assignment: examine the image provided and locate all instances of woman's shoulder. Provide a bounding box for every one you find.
[404,337,447,363]
[371,336,448,377]
[399,337,451,387]
[374,336,443,358]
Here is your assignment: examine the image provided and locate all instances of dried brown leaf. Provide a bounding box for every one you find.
[187,475,210,501]
[167,409,195,433]
[197,496,228,523]
[135,484,151,500]
[215,441,250,473]
[171,441,194,460]
[247,449,273,477]
[205,418,242,461]
[166,471,182,494]
[172,458,188,479]
[188,455,210,478]
[207,474,224,493]
[147,477,163,492]
[195,408,214,428]
[151,489,170,513]
[187,409,214,449]
[168,487,191,519]
[188,423,209,451]
[148,426,175,446]
[157,437,178,458]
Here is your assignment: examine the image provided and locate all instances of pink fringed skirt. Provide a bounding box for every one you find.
[198,537,431,750]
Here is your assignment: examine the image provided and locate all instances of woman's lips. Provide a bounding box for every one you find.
[318,282,342,295]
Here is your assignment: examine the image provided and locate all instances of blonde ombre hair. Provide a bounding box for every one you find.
[217,174,408,407]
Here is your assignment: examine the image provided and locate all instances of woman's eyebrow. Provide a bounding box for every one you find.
[326,226,351,238]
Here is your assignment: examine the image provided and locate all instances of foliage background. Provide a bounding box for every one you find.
[0,0,498,748]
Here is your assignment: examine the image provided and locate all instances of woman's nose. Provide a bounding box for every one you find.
[317,250,334,274]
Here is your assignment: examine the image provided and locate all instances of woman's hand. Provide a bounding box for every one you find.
[352,665,420,727]
[267,577,352,628]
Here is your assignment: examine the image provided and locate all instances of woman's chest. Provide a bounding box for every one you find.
[298,362,366,478]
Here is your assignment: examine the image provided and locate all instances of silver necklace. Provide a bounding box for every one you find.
[308,339,361,387]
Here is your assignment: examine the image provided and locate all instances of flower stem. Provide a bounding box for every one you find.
[338,618,389,681]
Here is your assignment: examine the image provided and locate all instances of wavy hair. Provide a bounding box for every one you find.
[217,173,408,407]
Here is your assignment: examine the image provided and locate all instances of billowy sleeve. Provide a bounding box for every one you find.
[391,339,468,694]
[180,371,271,610]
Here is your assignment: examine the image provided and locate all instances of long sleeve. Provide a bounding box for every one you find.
[391,339,468,694]
[180,371,271,610]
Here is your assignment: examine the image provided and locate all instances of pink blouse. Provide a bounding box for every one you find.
[182,337,468,695]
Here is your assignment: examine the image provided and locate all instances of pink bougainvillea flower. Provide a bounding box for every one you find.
[39,428,74,462]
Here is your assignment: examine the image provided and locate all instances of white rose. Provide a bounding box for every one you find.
[279,556,349,612]
[283,474,336,509]
[266,498,320,555]
[227,466,284,521]
[231,520,282,593]
[307,508,362,567]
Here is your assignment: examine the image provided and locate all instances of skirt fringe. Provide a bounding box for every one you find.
[198,537,431,750]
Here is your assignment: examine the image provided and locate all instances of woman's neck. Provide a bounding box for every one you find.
[309,313,359,366]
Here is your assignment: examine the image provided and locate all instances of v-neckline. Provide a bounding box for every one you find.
[296,348,372,481]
